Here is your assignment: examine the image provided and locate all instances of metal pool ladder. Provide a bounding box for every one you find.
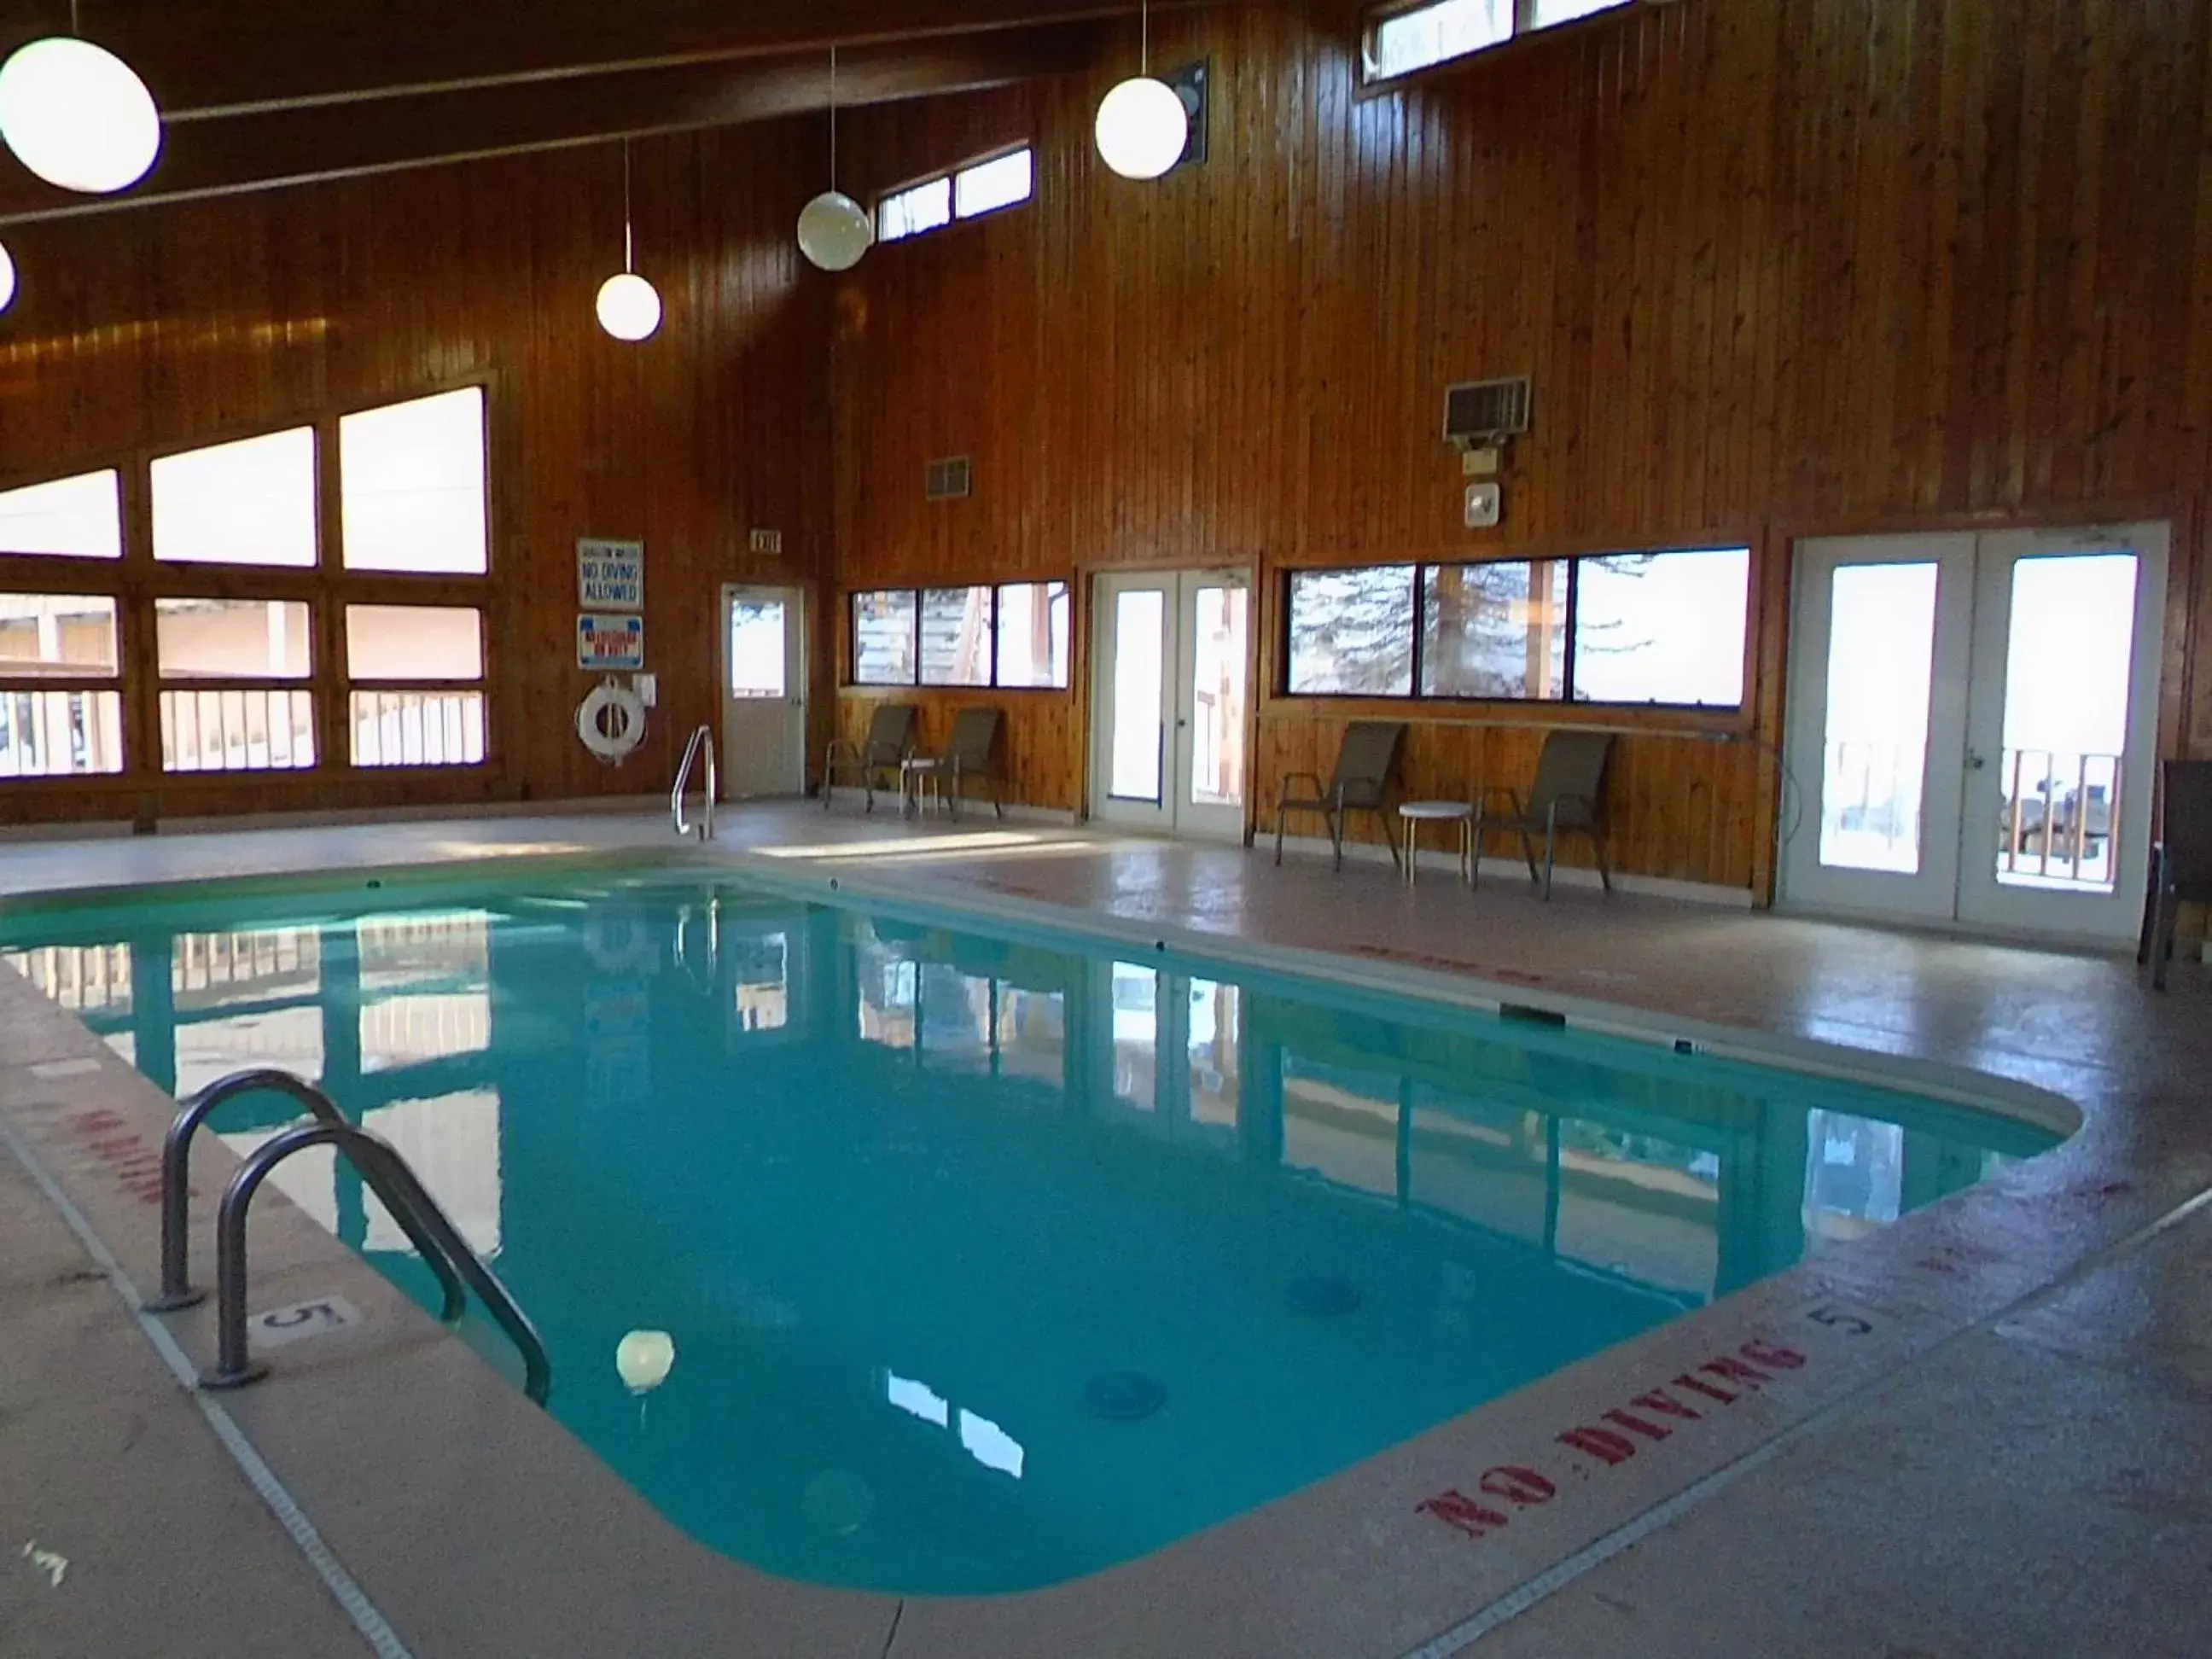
[150,1068,551,1405]
[672,723,716,841]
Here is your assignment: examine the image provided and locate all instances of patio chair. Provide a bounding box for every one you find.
[2138,760,2212,991]
[822,703,917,813]
[1471,730,1614,900]
[905,707,1006,821]
[1274,720,1406,872]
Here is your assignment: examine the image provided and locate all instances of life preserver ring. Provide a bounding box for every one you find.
[576,678,647,763]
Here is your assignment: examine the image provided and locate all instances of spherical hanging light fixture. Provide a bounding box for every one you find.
[0,241,16,315]
[596,271,661,342]
[1094,0,1188,182]
[797,47,873,273]
[0,5,161,196]
[596,140,662,342]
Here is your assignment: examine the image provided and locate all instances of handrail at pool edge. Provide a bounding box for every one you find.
[199,1117,551,1406]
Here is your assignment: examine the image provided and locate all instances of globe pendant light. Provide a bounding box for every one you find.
[1095,0,1188,182]
[595,140,662,342]
[0,241,15,315]
[796,46,872,273]
[0,3,161,195]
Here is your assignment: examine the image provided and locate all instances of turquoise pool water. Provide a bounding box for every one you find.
[2,869,2061,1594]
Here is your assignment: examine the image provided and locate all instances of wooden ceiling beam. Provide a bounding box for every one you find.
[0,1,1204,116]
[0,23,1109,226]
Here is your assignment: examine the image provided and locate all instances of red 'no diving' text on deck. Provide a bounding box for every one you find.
[1415,1333,1827,1544]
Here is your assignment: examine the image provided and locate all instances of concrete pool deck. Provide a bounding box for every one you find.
[1,802,2206,1657]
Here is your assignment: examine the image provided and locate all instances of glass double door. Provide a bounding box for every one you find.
[1781,524,2168,944]
[1089,569,1251,839]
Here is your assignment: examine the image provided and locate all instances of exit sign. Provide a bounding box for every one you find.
[748,528,783,556]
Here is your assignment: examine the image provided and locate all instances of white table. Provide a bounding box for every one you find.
[1398,800,1474,888]
[899,755,948,818]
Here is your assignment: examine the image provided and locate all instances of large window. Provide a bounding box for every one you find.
[0,593,123,777]
[0,470,122,560]
[151,428,319,568]
[1363,0,1633,81]
[877,146,1036,246]
[338,389,489,574]
[850,581,1070,690]
[0,385,495,787]
[1285,548,1750,709]
[346,604,487,767]
[1284,567,1417,696]
[156,598,316,772]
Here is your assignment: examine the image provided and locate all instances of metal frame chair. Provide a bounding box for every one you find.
[1274,720,1407,872]
[1471,730,1615,899]
[902,707,1006,820]
[943,707,1006,820]
[2138,760,2212,991]
[822,703,917,812]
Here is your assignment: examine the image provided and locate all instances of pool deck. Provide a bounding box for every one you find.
[2,802,2207,1657]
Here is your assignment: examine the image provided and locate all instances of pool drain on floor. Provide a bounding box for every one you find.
[1288,1276,1362,1316]
[1081,1371,1167,1421]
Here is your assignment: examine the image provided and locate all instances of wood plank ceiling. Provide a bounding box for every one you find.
[0,0,1203,223]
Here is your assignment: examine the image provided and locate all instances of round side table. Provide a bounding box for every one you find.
[1397,800,1473,888]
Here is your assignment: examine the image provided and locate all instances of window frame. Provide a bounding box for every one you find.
[846,578,1073,692]
[873,142,1038,247]
[0,374,500,789]
[1359,0,1634,88]
[1278,544,1755,715]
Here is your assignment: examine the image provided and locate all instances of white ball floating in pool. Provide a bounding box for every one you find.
[616,1329,676,1394]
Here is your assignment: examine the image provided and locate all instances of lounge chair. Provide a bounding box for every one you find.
[822,703,917,812]
[1274,720,1406,872]
[2138,760,2211,991]
[1471,730,1614,899]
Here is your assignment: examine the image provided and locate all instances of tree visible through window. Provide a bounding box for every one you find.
[1286,548,1749,707]
[1286,567,1417,696]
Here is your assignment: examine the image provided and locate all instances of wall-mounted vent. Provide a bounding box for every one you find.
[925,456,973,501]
[1444,376,1533,446]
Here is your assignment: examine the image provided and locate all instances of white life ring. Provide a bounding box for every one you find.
[576,678,647,763]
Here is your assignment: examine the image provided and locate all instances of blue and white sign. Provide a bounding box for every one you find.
[578,613,645,671]
[578,537,644,608]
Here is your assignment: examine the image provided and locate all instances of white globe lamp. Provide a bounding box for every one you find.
[596,271,662,342]
[797,189,873,273]
[0,242,15,315]
[0,35,161,195]
[1094,74,1188,181]
[615,1329,676,1394]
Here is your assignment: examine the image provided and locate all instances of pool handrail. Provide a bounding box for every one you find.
[672,723,716,841]
[149,1067,463,1323]
[199,1117,552,1406]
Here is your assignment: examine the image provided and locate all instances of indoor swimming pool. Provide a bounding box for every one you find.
[0,866,2065,1595]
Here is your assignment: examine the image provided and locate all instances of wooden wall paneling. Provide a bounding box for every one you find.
[824,0,2212,892]
[0,116,833,825]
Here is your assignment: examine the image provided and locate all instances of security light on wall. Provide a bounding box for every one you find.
[797,46,874,273]
[1095,0,1190,180]
[596,140,663,342]
[0,3,160,195]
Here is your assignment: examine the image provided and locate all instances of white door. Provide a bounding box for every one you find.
[1090,569,1251,838]
[720,585,806,799]
[1782,523,2168,945]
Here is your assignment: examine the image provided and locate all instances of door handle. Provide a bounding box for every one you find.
[1966,750,1988,771]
